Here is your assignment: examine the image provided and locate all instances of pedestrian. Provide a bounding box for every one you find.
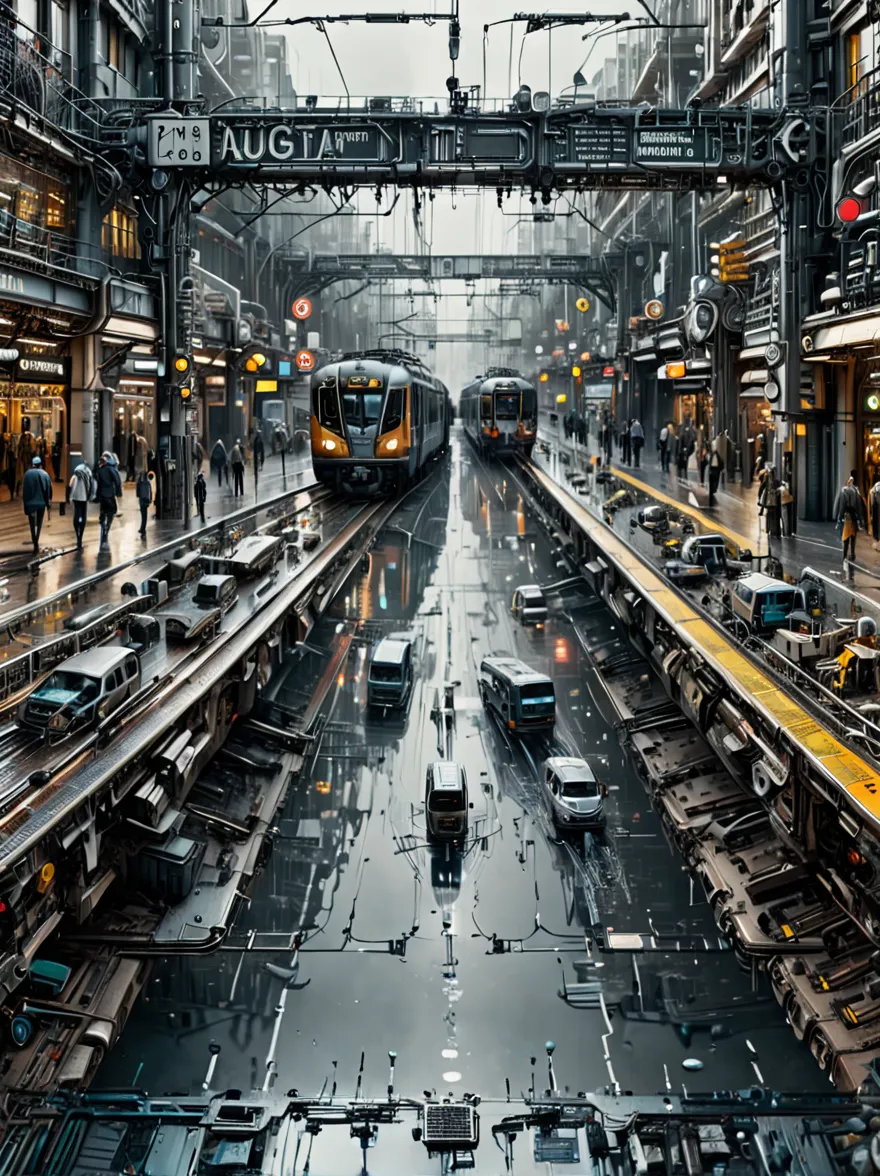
[621,419,632,465]
[871,476,880,547]
[194,470,207,524]
[252,429,265,471]
[210,438,228,489]
[759,465,781,538]
[708,440,724,503]
[51,434,62,481]
[833,475,867,582]
[193,437,206,474]
[603,416,612,464]
[94,451,123,549]
[22,455,52,553]
[136,469,152,539]
[133,431,149,478]
[698,441,709,485]
[780,479,794,536]
[230,439,245,497]
[630,419,644,467]
[67,460,93,551]
[658,422,670,472]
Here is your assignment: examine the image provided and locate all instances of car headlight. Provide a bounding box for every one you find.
[384,438,398,451]
[322,439,336,451]
[48,712,70,731]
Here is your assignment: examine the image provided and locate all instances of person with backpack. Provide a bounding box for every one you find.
[94,451,123,549]
[194,470,207,524]
[22,455,52,553]
[67,461,93,550]
[630,419,645,468]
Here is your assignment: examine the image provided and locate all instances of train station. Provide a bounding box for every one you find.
[0,1,878,1173]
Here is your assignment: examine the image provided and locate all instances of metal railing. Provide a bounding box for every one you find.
[0,11,108,140]
[0,208,111,284]
[836,65,880,150]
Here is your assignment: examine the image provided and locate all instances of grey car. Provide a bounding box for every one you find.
[542,756,606,829]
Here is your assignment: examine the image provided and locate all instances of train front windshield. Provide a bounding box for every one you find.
[343,392,384,430]
[495,392,519,420]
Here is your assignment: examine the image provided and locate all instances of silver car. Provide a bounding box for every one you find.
[542,756,606,829]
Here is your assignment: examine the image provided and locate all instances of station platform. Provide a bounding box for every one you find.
[538,423,880,594]
[0,450,314,608]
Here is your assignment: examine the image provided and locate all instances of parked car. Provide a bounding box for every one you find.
[425,761,469,841]
[19,647,141,737]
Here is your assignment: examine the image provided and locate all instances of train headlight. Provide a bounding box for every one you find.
[384,438,398,451]
[322,439,337,451]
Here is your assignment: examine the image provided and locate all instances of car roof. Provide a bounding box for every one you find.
[735,572,791,593]
[546,756,596,782]
[482,656,550,685]
[430,762,464,789]
[372,637,410,663]
[56,647,132,676]
[517,584,544,596]
[198,574,236,588]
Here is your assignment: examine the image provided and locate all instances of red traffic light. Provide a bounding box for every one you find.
[838,196,862,223]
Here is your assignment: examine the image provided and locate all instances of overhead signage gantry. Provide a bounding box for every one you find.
[145,103,792,191]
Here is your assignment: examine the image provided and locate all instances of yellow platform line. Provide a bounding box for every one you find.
[608,462,755,554]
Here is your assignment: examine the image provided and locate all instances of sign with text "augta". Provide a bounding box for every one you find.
[216,123,384,166]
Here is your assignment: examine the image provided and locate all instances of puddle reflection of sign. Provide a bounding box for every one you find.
[296,350,315,372]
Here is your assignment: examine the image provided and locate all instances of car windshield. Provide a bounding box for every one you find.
[370,663,402,682]
[562,779,600,798]
[524,593,545,606]
[494,392,519,419]
[520,682,554,701]
[39,671,100,702]
[429,790,464,811]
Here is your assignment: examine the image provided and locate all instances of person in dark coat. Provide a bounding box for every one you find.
[22,455,52,553]
[136,469,152,539]
[230,440,245,497]
[252,430,265,471]
[834,476,868,581]
[210,439,229,488]
[194,471,207,523]
[94,451,123,549]
[621,420,632,465]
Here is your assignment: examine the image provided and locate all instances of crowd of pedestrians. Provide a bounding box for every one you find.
[20,426,275,562]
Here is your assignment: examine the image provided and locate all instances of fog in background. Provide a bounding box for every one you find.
[268,0,634,386]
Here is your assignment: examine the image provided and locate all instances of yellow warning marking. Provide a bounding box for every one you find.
[609,464,753,553]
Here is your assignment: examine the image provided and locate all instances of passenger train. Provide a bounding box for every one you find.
[460,368,537,458]
[310,350,451,494]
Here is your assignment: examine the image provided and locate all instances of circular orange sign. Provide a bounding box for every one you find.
[292,297,312,320]
[296,350,315,371]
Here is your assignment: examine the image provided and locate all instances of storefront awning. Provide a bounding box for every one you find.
[810,314,880,351]
[741,368,769,384]
[102,316,159,343]
[741,386,768,399]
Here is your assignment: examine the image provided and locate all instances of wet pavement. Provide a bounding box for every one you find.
[538,416,880,593]
[100,431,822,1100]
[0,451,314,616]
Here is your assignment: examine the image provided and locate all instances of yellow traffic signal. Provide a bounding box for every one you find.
[179,385,192,400]
[572,366,581,378]
[174,354,191,374]
[245,352,267,373]
[710,237,749,283]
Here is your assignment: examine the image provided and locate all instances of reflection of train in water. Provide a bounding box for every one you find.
[311,350,451,494]
[460,368,537,458]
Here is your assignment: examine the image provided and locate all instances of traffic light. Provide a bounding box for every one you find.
[245,352,267,373]
[710,237,749,283]
[865,392,880,412]
[179,385,193,401]
[173,352,192,379]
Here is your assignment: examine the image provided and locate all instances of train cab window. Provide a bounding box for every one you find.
[316,381,343,433]
[521,387,537,421]
[495,392,519,419]
[480,394,492,420]
[382,387,405,432]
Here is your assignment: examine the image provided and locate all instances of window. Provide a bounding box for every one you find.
[102,206,140,260]
[108,19,120,69]
[316,381,342,433]
[480,394,492,421]
[381,387,405,433]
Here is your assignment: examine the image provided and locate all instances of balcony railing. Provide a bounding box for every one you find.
[837,65,880,151]
[0,10,107,141]
[0,208,111,285]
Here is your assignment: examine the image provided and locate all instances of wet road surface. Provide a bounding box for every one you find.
[100,432,822,1099]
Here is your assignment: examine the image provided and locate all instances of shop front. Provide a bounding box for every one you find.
[739,368,777,483]
[0,354,70,493]
[109,377,156,480]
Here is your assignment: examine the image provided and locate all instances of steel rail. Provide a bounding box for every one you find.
[0,495,392,877]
